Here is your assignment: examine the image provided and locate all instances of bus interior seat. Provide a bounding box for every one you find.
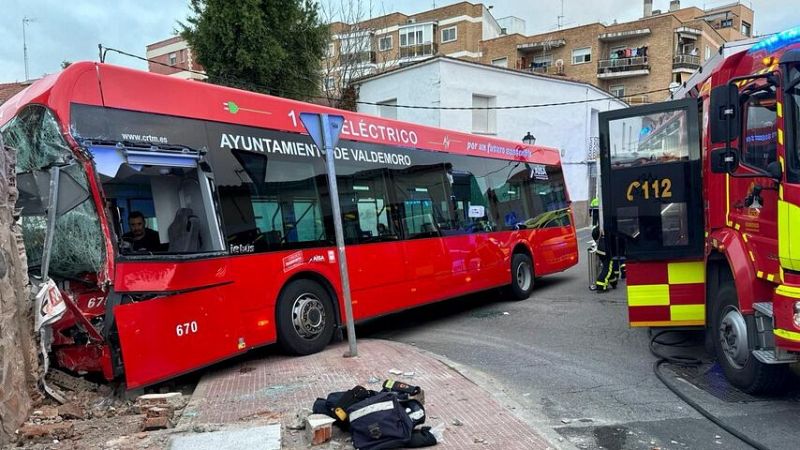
[264,230,282,246]
[168,208,201,253]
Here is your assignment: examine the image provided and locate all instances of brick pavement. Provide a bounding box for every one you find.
[179,339,561,449]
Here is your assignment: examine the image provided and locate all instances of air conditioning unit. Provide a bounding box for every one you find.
[407,18,416,24]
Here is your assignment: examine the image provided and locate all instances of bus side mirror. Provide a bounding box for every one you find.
[767,160,783,181]
[710,84,741,143]
[710,147,739,173]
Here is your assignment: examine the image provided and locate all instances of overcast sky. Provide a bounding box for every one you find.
[1,0,795,83]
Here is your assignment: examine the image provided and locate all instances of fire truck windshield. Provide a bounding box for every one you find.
[788,65,800,181]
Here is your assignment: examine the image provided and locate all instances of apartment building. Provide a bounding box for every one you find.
[145,36,206,80]
[324,2,515,92]
[480,0,754,103]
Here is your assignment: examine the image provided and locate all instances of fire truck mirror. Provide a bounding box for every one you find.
[710,84,741,144]
[766,160,783,181]
[710,147,739,174]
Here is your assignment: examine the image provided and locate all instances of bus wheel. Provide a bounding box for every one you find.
[276,279,335,355]
[510,253,534,300]
[713,285,788,394]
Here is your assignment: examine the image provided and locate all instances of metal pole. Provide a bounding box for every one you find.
[320,114,358,357]
[22,17,30,81]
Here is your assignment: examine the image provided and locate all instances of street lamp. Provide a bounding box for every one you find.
[522,131,536,146]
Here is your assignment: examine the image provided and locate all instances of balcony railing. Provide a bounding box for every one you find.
[339,51,377,66]
[673,54,701,70]
[597,56,650,77]
[399,43,438,59]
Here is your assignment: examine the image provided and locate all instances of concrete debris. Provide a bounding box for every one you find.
[136,392,185,410]
[403,371,415,377]
[32,406,59,419]
[288,408,312,430]
[388,368,403,375]
[305,414,336,445]
[142,415,172,431]
[451,418,463,426]
[367,376,381,384]
[46,369,100,392]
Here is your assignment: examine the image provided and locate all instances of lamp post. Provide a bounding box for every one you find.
[522,131,536,146]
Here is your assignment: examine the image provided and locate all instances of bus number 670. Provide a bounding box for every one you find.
[176,321,199,337]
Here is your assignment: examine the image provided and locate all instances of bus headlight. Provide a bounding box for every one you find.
[794,302,800,328]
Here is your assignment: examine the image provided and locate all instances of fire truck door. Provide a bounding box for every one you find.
[600,99,705,326]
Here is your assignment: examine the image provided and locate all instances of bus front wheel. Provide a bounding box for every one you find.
[276,279,335,355]
[510,253,534,300]
[712,285,788,394]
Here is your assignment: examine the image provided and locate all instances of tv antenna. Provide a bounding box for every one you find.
[557,0,565,30]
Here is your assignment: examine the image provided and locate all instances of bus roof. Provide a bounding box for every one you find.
[0,61,559,165]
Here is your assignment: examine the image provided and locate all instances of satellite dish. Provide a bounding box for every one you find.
[555,59,564,67]
[668,81,681,93]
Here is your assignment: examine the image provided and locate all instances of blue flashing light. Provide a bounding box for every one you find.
[749,26,800,53]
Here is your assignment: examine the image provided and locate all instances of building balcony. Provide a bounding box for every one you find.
[673,54,701,71]
[339,51,377,66]
[399,43,438,60]
[597,56,650,79]
[598,28,651,42]
[517,63,565,76]
[517,38,566,53]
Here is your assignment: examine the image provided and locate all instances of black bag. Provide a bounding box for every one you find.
[347,391,413,450]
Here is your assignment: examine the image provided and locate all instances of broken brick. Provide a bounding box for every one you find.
[142,415,172,431]
[19,422,74,442]
[305,414,335,446]
[57,403,86,420]
[145,405,174,418]
[136,392,183,412]
[32,406,59,419]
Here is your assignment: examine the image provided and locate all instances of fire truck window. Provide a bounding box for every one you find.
[742,89,777,171]
[608,110,689,168]
[660,202,689,246]
[616,206,640,238]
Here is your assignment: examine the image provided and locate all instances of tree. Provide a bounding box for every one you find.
[181,0,329,100]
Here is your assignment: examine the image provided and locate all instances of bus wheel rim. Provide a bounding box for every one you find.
[517,261,531,291]
[291,293,325,340]
[719,306,748,369]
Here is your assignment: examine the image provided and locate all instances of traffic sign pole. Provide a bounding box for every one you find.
[300,112,357,358]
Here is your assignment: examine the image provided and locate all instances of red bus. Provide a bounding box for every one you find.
[0,62,578,388]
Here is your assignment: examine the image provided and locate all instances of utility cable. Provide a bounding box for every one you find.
[648,329,770,450]
[99,45,672,110]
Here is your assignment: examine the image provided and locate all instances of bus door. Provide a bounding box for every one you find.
[89,143,235,388]
[599,99,706,327]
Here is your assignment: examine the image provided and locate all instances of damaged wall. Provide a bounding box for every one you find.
[0,135,39,444]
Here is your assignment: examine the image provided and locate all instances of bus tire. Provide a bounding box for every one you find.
[510,253,534,300]
[276,279,335,355]
[713,285,789,394]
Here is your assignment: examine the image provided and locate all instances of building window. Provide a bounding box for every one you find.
[399,24,432,47]
[705,45,712,61]
[472,94,496,134]
[441,26,457,43]
[326,42,335,58]
[720,18,733,28]
[324,77,336,92]
[742,21,751,37]
[378,35,392,51]
[169,52,177,65]
[378,99,397,120]
[572,47,591,65]
[610,84,625,98]
[340,32,372,55]
[491,57,508,68]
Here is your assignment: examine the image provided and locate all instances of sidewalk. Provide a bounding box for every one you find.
[177,339,565,449]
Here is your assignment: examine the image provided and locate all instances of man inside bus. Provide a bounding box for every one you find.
[122,211,162,252]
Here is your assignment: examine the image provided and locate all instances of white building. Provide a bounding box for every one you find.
[353,56,627,225]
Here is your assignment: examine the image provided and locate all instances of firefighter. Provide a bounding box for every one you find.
[592,227,620,293]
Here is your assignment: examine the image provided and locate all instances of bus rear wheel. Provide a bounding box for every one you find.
[712,285,788,394]
[276,279,335,355]
[510,253,534,300]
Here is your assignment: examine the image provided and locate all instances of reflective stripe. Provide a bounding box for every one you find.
[778,200,800,271]
[628,284,670,306]
[778,102,783,118]
[667,261,705,284]
[742,233,749,243]
[349,400,394,422]
[778,128,784,146]
[670,304,705,321]
[767,274,776,282]
[774,328,800,342]
[748,251,755,262]
[776,284,800,299]
[631,320,705,327]
[757,270,764,278]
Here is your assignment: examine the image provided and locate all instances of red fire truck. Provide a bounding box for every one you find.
[0,62,577,389]
[599,27,800,393]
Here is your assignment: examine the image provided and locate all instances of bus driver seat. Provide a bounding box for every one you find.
[168,208,201,253]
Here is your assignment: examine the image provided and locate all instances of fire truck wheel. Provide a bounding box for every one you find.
[276,279,335,355]
[510,253,534,300]
[713,285,789,394]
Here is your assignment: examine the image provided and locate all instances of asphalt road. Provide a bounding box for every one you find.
[356,229,800,450]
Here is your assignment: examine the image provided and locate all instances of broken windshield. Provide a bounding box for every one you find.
[1,105,105,277]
